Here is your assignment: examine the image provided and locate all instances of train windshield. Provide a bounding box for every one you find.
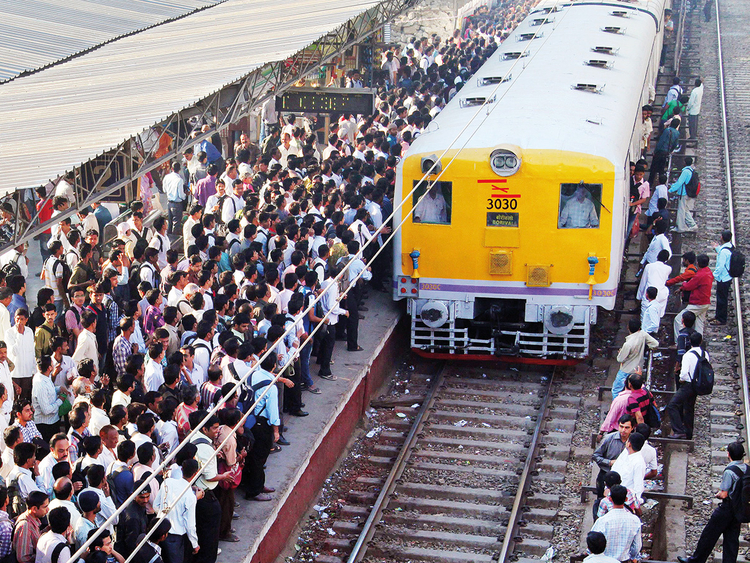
[412,181,452,225]
[558,182,602,229]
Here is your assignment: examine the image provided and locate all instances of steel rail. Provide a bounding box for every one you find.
[714,0,750,447]
[496,368,556,563]
[346,365,446,563]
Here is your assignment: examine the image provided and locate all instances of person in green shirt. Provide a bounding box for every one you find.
[34,305,61,359]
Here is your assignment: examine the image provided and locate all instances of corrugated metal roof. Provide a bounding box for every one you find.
[0,0,225,83]
[0,0,382,194]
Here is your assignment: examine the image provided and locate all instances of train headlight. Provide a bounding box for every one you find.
[420,300,449,328]
[490,149,521,177]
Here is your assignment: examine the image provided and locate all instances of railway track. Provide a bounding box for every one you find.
[311,363,584,563]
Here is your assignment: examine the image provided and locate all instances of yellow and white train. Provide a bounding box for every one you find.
[393,0,667,362]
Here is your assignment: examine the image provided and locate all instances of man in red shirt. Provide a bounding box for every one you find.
[673,253,713,338]
[34,186,54,264]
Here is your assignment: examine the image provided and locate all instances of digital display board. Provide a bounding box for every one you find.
[276,87,375,115]
[486,212,519,227]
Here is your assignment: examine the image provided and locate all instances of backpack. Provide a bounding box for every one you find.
[56,306,80,346]
[643,389,661,429]
[685,168,701,198]
[690,349,714,395]
[106,465,129,508]
[728,464,750,523]
[729,244,746,278]
[50,542,69,563]
[6,474,26,520]
[46,257,72,291]
[128,261,143,297]
[0,254,21,279]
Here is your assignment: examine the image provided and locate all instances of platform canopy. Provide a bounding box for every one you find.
[0,0,224,83]
[0,0,409,199]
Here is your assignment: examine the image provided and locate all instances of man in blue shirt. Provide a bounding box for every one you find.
[92,203,113,236]
[649,120,680,186]
[711,230,733,325]
[668,157,698,233]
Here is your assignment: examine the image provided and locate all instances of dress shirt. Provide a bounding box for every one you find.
[37,453,65,496]
[192,339,211,386]
[597,487,641,517]
[583,554,620,563]
[194,176,217,207]
[251,367,280,426]
[221,195,243,224]
[35,531,71,563]
[72,330,98,373]
[158,420,179,453]
[348,219,372,248]
[714,242,733,283]
[641,233,671,265]
[679,347,709,383]
[191,433,218,491]
[0,449,13,479]
[559,199,600,228]
[8,466,40,499]
[13,511,41,563]
[48,498,81,531]
[600,390,634,433]
[13,421,42,443]
[144,358,165,392]
[149,233,170,270]
[611,449,646,500]
[655,126,679,154]
[616,331,659,374]
[163,172,186,202]
[8,293,27,322]
[687,84,703,115]
[590,507,642,562]
[0,510,12,560]
[74,518,96,552]
[31,372,61,426]
[347,256,373,284]
[154,477,199,548]
[112,390,132,409]
[113,335,132,378]
[592,431,628,473]
[641,441,658,474]
[0,305,9,343]
[89,406,110,437]
[52,355,77,389]
[0,362,12,420]
[320,279,347,325]
[6,326,35,380]
[641,300,661,334]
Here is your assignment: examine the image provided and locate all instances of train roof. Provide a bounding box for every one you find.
[409,0,667,167]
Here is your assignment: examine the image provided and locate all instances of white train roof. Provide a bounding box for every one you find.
[409,0,666,167]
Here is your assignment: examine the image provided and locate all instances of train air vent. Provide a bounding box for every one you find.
[611,10,628,17]
[489,250,513,275]
[479,75,511,86]
[586,59,612,69]
[527,265,551,287]
[593,46,616,55]
[603,26,624,34]
[518,32,541,41]
[502,51,528,60]
[460,96,494,108]
[541,6,560,13]
[531,17,552,25]
[573,83,604,93]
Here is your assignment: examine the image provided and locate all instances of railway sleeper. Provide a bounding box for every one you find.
[411,436,571,460]
[366,544,495,563]
[395,482,560,509]
[439,387,583,408]
[425,423,572,445]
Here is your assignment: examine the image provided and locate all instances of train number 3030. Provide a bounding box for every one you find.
[486,198,518,210]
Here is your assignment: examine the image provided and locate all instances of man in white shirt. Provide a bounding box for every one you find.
[610,432,647,502]
[583,531,620,563]
[0,342,17,424]
[413,184,448,224]
[686,78,704,139]
[667,332,706,440]
[36,507,72,563]
[183,205,203,257]
[635,423,659,480]
[36,434,70,496]
[8,442,40,501]
[144,344,166,393]
[96,425,119,470]
[221,183,244,225]
[89,390,110,437]
[154,458,201,563]
[148,216,171,270]
[191,323,213,387]
[48,477,82,531]
[164,162,187,235]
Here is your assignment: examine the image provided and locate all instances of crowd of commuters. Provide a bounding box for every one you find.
[0,3,544,563]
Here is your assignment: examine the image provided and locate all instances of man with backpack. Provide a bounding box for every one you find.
[678,441,746,563]
[13,490,50,563]
[42,241,70,318]
[36,506,72,563]
[667,332,710,439]
[711,230,743,326]
[669,156,699,233]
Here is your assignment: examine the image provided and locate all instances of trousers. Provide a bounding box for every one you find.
[676,195,697,232]
[689,114,700,138]
[346,287,360,350]
[715,280,731,324]
[162,533,190,563]
[687,501,740,563]
[246,417,273,497]
[168,200,185,235]
[194,490,221,563]
[667,381,697,439]
[649,151,669,186]
[214,486,235,539]
[611,370,630,400]
[674,303,711,339]
[299,341,314,387]
[317,323,336,375]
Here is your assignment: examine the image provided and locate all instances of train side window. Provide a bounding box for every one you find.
[412,180,452,225]
[558,183,602,229]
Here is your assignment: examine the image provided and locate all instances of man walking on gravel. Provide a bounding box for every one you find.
[678,441,745,563]
[669,157,698,233]
[673,254,713,337]
[666,332,706,440]
[592,415,634,515]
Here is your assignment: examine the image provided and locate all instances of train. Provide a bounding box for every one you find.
[392,0,668,362]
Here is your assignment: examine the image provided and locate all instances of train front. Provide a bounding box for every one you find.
[392,143,619,362]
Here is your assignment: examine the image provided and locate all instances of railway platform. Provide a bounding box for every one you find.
[217,291,404,563]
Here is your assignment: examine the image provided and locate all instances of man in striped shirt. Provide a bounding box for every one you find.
[590,485,642,562]
[13,490,49,563]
